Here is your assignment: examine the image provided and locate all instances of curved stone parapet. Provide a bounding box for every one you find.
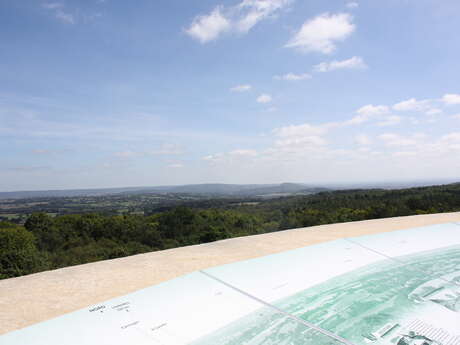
[1,212,460,342]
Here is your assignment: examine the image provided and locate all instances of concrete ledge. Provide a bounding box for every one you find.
[1,212,460,335]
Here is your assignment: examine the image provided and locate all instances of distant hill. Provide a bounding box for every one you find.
[0,187,150,199]
[142,183,327,196]
[0,183,328,200]
[143,183,274,195]
[2,179,458,200]
[228,183,328,197]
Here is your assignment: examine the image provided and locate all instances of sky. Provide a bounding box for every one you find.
[1,0,460,191]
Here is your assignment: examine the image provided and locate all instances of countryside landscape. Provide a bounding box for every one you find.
[2,181,460,279]
[2,2,460,343]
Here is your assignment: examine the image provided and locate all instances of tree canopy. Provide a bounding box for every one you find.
[1,183,460,279]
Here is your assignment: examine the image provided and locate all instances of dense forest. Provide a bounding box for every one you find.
[1,183,460,279]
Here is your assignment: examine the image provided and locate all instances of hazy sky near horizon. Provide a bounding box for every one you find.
[1,0,460,191]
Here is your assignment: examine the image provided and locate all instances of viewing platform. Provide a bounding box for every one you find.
[1,212,460,336]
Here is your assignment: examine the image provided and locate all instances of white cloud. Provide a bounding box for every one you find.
[314,56,367,72]
[440,132,460,143]
[274,72,312,81]
[55,10,75,24]
[442,94,460,105]
[377,115,402,127]
[379,133,419,147]
[203,153,224,163]
[392,98,445,118]
[347,104,389,124]
[346,2,359,9]
[437,132,460,151]
[199,108,460,182]
[355,134,371,146]
[186,7,231,43]
[285,13,355,54]
[273,123,327,138]
[42,2,75,24]
[42,2,63,9]
[186,0,291,43]
[230,84,252,92]
[235,0,293,33]
[204,122,334,168]
[275,136,327,149]
[451,114,460,119]
[393,98,431,112]
[426,108,442,116]
[357,104,389,116]
[346,115,368,125]
[345,115,367,125]
[202,149,258,164]
[229,149,258,157]
[257,94,272,103]
[271,124,328,153]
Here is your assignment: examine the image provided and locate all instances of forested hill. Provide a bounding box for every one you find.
[1,183,460,279]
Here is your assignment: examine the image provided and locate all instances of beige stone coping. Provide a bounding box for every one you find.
[1,212,460,335]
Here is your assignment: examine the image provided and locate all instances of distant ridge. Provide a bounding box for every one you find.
[0,183,328,200]
[2,179,459,200]
[0,187,150,199]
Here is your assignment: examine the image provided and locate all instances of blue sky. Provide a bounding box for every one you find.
[1,0,460,191]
